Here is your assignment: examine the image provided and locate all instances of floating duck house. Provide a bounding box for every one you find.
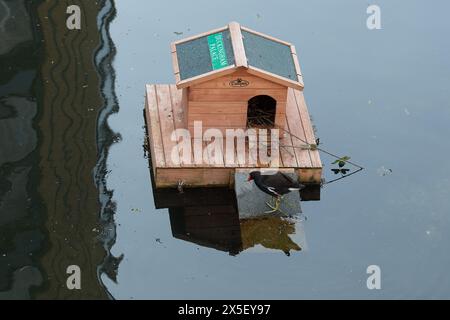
[145,22,322,190]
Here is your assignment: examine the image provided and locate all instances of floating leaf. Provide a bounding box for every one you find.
[332,156,351,165]
[377,166,393,177]
[331,169,341,175]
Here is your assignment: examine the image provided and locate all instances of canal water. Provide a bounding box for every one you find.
[1,0,450,299]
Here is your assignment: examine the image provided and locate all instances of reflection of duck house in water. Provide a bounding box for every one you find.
[154,187,306,256]
[145,22,322,193]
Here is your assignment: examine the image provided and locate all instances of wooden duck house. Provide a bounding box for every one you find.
[145,22,322,190]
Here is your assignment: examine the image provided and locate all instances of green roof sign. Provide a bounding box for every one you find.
[208,33,229,70]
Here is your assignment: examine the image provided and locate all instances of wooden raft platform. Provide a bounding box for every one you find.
[145,84,322,188]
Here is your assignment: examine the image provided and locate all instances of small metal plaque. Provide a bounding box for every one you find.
[229,78,250,87]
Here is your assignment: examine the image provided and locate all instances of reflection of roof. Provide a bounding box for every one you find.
[169,206,243,255]
[171,22,304,90]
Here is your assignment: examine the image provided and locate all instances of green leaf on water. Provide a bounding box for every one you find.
[332,156,351,165]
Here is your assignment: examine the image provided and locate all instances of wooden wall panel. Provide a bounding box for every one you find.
[188,102,247,114]
[188,126,246,137]
[189,88,288,103]
[188,114,247,127]
[156,168,233,188]
[192,73,285,90]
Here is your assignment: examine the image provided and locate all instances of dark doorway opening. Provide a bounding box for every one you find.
[247,95,277,128]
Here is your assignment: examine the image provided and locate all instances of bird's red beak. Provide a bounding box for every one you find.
[247,175,253,182]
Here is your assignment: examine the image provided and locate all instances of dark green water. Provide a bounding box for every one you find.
[1,0,450,299]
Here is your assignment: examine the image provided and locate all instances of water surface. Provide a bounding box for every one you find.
[1,0,450,299]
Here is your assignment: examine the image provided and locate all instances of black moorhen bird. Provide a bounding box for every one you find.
[248,171,304,213]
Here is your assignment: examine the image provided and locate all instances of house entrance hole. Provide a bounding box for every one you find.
[246,95,277,128]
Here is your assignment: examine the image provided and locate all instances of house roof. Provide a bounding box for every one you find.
[171,22,304,90]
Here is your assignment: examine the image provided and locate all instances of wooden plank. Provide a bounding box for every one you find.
[238,136,250,168]
[297,168,323,184]
[274,113,286,131]
[279,118,297,168]
[231,129,248,168]
[145,93,159,175]
[171,43,180,74]
[248,128,284,168]
[155,167,321,188]
[172,25,229,45]
[251,129,264,168]
[156,168,232,188]
[145,85,165,169]
[156,166,322,187]
[191,137,205,168]
[293,89,322,168]
[293,90,315,144]
[276,101,287,115]
[189,88,288,102]
[176,65,237,89]
[285,89,312,168]
[202,135,222,168]
[241,26,293,46]
[274,100,287,129]
[219,128,241,167]
[290,45,304,87]
[265,129,281,168]
[211,137,225,167]
[188,114,247,127]
[247,66,304,91]
[171,43,181,83]
[222,135,236,168]
[246,130,259,168]
[191,73,285,89]
[189,126,246,137]
[309,150,322,169]
[203,136,225,168]
[202,139,212,167]
[222,132,245,168]
[169,85,191,165]
[222,130,240,168]
[312,168,323,182]
[174,72,181,84]
[156,85,180,167]
[274,113,286,130]
[228,21,248,68]
[170,85,187,130]
[189,102,247,114]
[238,138,247,168]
